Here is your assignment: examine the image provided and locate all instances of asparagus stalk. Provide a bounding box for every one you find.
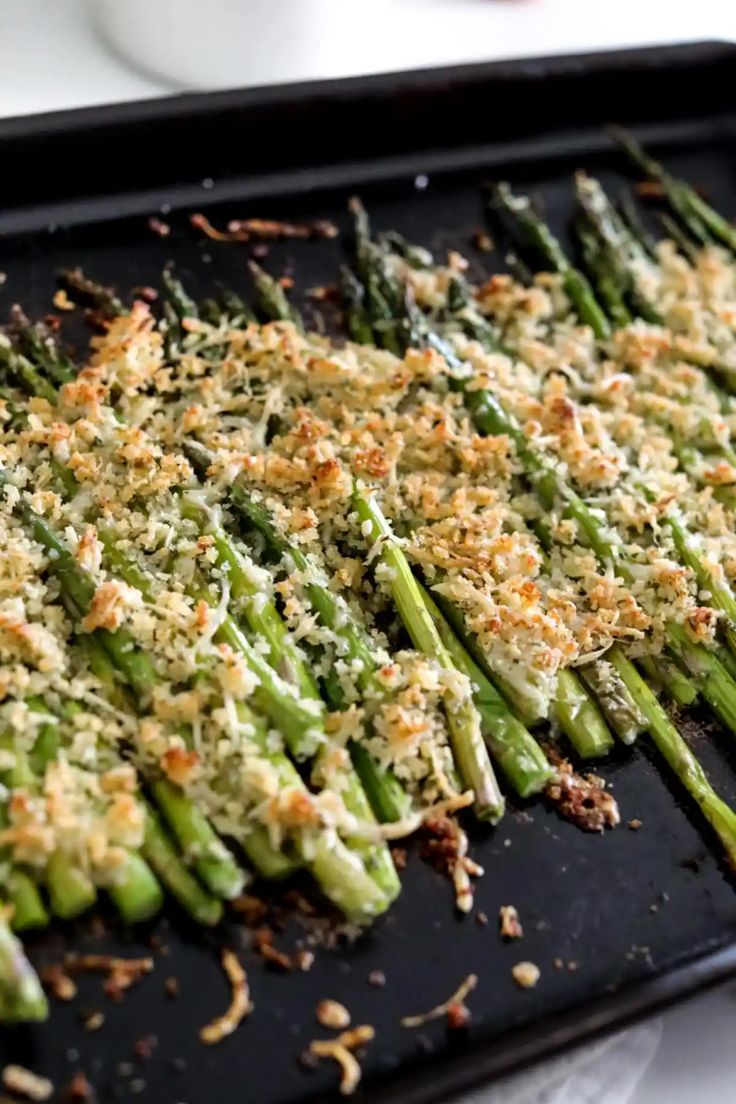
[0,480,245,901]
[419,584,553,796]
[1,720,97,921]
[607,646,736,866]
[354,205,736,862]
[98,529,397,909]
[75,630,243,904]
[4,304,398,910]
[249,261,304,329]
[611,127,736,251]
[185,443,412,821]
[344,220,616,755]
[491,183,611,338]
[0,911,48,1022]
[492,185,736,700]
[352,488,505,821]
[58,268,126,316]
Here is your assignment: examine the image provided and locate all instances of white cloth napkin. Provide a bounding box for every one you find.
[463,1020,662,1104]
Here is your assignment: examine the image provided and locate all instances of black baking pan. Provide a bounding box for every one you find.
[2,39,736,1104]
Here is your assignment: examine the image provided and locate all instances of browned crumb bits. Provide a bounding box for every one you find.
[52,289,75,312]
[80,1010,105,1033]
[308,1026,374,1096]
[499,905,523,940]
[133,1035,158,1062]
[628,818,642,830]
[446,1001,471,1031]
[473,230,494,253]
[62,1072,95,1102]
[368,970,386,987]
[2,1065,54,1101]
[164,976,180,998]
[200,949,252,1045]
[512,962,541,989]
[253,928,294,970]
[316,1000,351,1030]
[40,963,77,1001]
[545,755,620,832]
[401,974,477,1028]
[148,217,170,237]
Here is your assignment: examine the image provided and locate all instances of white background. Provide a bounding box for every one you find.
[2,2,736,1101]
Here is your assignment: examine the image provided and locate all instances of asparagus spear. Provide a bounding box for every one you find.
[4,303,399,908]
[58,268,126,316]
[0,478,245,901]
[351,206,736,862]
[239,262,556,790]
[1,719,97,920]
[74,630,246,903]
[352,488,505,821]
[100,532,397,904]
[491,185,736,699]
[419,584,553,796]
[344,217,615,756]
[491,183,611,338]
[249,262,303,329]
[611,127,736,251]
[0,911,48,1022]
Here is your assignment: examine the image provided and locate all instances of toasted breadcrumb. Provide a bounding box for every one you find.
[401,973,477,1028]
[512,961,540,989]
[316,999,351,1029]
[308,1026,374,1096]
[200,949,252,1044]
[2,1065,54,1101]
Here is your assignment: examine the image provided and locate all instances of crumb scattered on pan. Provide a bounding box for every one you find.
[148,217,170,237]
[64,954,154,1001]
[446,1001,471,1031]
[635,181,665,198]
[40,963,77,1001]
[472,230,494,253]
[2,1065,54,1101]
[164,976,180,998]
[545,754,620,832]
[316,999,351,1030]
[401,973,478,1029]
[80,1010,105,1032]
[628,818,642,830]
[52,288,75,312]
[420,815,483,913]
[231,894,269,925]
[368,970,386,988]
[200,949,252,1044]
[190,213,338,243]
[62,1072,95,1103]
[475,911,489,927]
[133,1034,158,1061]
[499,905,523,940]
[254,928,294,970]
[296,949,315,972]
[307,1026,374,1096]
[511,962,540,989]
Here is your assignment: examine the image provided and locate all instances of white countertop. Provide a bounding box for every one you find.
[1,2,736,1102]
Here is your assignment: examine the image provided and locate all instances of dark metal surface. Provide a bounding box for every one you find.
[2,40,736,1104]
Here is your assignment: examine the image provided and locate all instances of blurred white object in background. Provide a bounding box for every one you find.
[93,0,392,90]
[91,0,734,93]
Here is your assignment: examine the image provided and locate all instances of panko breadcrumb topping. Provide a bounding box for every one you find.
[512,961,541,989]
[200,949,252,1044]
[400,973,478,1028]
[308,1025,374,1096]
[1,1065,54,1101]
